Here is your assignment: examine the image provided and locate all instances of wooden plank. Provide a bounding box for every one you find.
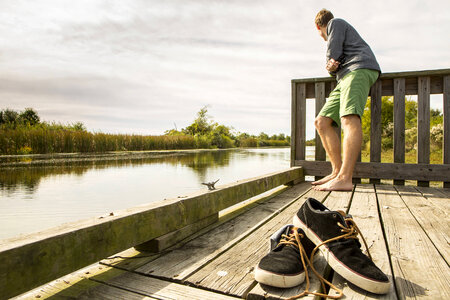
[328,185,397,299]
[291,82,297,167]
[376,185,450,299]
[91,272,238,300]
[315,82,326,162]
[417,76,431,187]
[393,78,406,186]
[395,185,449,263]
[133,183,312,280]
[444,75,450,188]
[315,82,327,182]
[135,213,219,253]
[292,69,450,84]
[187,189,330,298]
[0,167,303,300]
[293,83,306,162]
[294,160,450,181]
[370,80,382,184]
[414,186,450,212]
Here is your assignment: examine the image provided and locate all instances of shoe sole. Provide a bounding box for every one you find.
[293,215,390,294]
[254,265,305,288]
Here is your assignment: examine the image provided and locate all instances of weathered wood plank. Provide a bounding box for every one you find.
[293,83,307,162]
[393,78,406,186]
[376,185,450,299]
[395,185,449,263]
[291,81,297,166]
[315,82,327,182]
[91,272,239,300]
[328,185,397,299]
[417,76,431,187]
[370,80,382,184]
[135,213,219,253]
[0,167,303,300]
[187,189,330,298]
[292,69,450,84]
[294,160,450,181]
[444,75,450,188]
[133,183,312,280]
[315,82,326,162]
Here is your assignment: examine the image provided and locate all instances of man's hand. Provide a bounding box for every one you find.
[326,58,340,72]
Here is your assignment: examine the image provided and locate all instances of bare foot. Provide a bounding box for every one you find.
[312,173,338,185]
[313,177,353,191]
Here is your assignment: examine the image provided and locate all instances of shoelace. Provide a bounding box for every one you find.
[281,216,373,300]
[277,229,343,300]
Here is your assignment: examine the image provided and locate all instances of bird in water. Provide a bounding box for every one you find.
[202,179,220,190]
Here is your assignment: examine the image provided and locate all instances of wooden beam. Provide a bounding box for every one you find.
[370,80,382,184]
[417,76,431,187]
[293,160,450,182]
[0,167,303,300]
[291,83,306,164]
[444,75,450,188]
[393,78,406,185]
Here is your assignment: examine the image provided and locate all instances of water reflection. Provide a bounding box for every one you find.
[0,150,234,194]
[0,148,297,240]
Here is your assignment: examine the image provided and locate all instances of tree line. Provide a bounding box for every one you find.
[0,107,290,155]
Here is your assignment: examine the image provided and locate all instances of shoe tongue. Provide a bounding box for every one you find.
[287,226,299,236]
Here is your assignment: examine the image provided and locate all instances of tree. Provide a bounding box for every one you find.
[0,109,19,127]
[19,108,40,126]
[183,106,213,136]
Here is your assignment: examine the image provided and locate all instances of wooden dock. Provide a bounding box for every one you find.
[2,68,449,299]
[18,181,450,299]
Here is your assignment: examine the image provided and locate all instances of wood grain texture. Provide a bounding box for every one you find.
[417,76,431,187]
[395,185,449,263]
[329,185,397,299]
[187,188,329,298]
[443,75,450,188]
[135,183,312,280]
[370,80,382,184]
[295,83,307,161]
[294,160,450,182]
[376,185,450,299]
[91,272,239,300]
[393,78,406,186]
[315,82,326,162]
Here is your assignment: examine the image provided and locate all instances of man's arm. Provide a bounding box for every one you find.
[326,19,346,75]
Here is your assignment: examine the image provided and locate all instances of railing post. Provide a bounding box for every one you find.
[291,82,306,166]
[443,75,450,188]
[417,76,430,187]
[394,78,406,185]
[315,82,326,181]
[370,79,382,184]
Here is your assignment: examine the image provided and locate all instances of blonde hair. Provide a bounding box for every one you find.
[315,9,334,27]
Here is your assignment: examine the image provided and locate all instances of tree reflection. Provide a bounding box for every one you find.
[0,150,239,194]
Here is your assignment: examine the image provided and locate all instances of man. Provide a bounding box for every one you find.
[313,9,380,191]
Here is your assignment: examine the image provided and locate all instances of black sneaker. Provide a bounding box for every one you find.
[293,198,390,294]
[254,224,316,288]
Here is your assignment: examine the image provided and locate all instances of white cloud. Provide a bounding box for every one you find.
[1,0,449,138]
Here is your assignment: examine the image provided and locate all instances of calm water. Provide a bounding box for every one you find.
[0,147,314,241]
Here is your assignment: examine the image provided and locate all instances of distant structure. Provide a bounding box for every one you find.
[202,179,220,190]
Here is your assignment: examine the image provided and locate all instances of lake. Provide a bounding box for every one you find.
[0,147,315,241]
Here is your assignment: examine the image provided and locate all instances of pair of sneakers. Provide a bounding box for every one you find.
[254,198,390,297]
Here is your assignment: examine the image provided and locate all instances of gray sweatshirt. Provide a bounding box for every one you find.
[326,18,380,81]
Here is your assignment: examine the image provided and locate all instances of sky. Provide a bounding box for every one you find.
[1,0,449,139]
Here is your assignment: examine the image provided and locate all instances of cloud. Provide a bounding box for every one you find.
[1,0,449,137]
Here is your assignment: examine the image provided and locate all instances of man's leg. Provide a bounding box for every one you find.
[312,116,342,185]
[314,114,361,191]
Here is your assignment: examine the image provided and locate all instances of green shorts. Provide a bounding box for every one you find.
[318,69,379,127]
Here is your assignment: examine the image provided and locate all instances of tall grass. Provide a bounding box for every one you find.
[0,127,197,155]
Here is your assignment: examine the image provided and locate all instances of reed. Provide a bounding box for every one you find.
[0,127,197,155]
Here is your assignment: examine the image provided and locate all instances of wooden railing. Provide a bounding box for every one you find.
[291,68,450,187]
[0,167,303,300]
